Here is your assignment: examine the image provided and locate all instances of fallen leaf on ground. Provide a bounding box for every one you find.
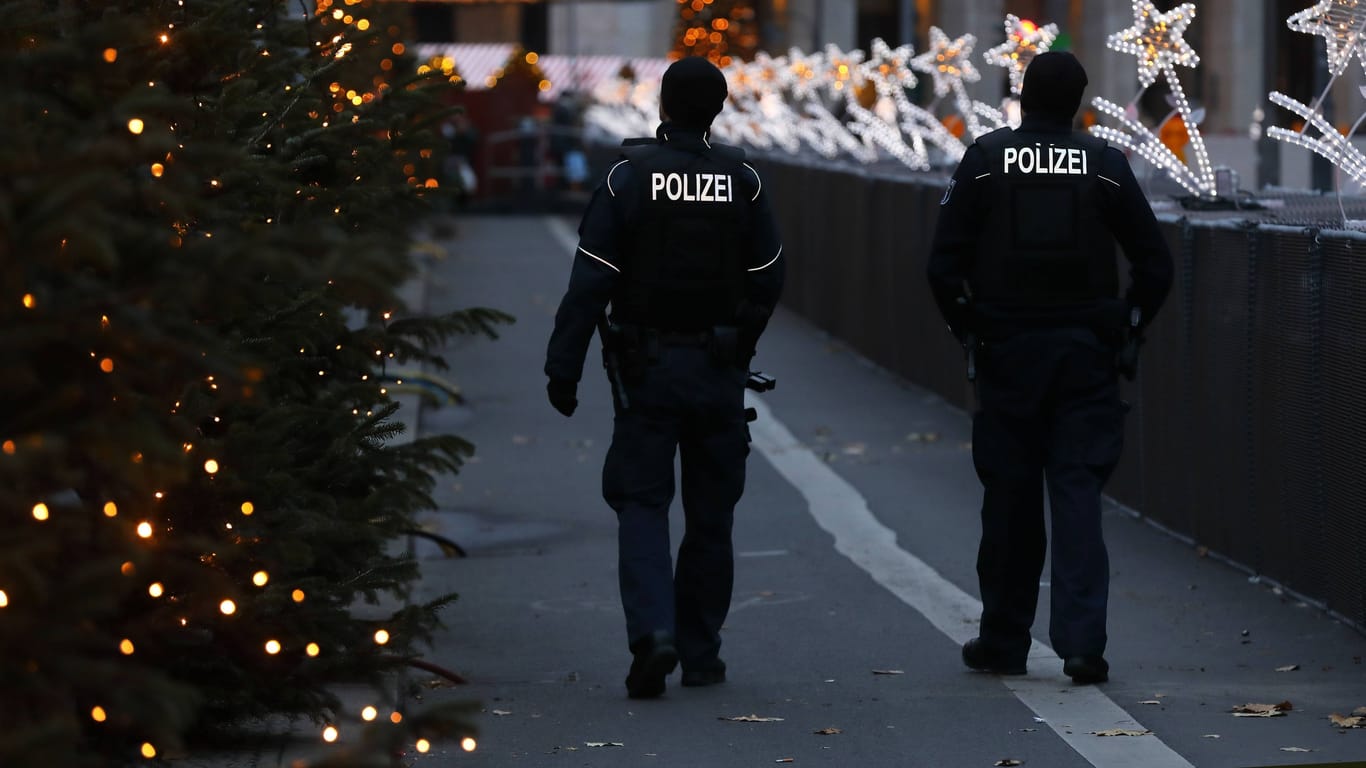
[995,760,1023,766]
[871,669,905,675]
[1093,729,1152,737]
[585,742,624,748]
[1139,700,1163,705]
[1329,713,1366,728]
[1019,728,1037,733]
[813,727,842,735]
[1275,664,1300,672]
[723,714,785,722]
[775,759,794,763]
[1232,701,1292,717]
[1279,747,1311,752]
[1032,717,1046,723]
[491,709,512,716]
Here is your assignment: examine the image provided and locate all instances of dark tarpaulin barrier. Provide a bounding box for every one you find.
[759,153,1366,633]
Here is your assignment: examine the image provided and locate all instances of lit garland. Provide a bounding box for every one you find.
[1089,1,1216,197]
[911,27,1007,140]
[983,14,1059,96]
[585,34,1014,170]
[1268,1,1366,191]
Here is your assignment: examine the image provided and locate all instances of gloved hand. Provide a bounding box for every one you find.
[547,378,578,417]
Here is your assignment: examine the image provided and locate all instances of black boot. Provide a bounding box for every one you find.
[680,657,726,687]
[625,630,678,699]
[961,637,1027,675]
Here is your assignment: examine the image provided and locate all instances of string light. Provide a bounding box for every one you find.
[240,501,255,516]
[2,440,14,454]
[361,706,377,721]
[127,118,145,135]
[0,590,8,608]
[306,642,320,656]
[21,293,35,308]
[322,726,338,743]
[148,582,164,598]
[252,571,269,587]
[141,743,156,759]
[1269,1,1366,191]
[203,459,219,474]
[1091,1,1215,197]
[292,589,306,602]
[120,638,135,655]
[461,737,477,752]
[389,712,403,724]
[136,522,153,538]
[32,503,49,521]
[220,599,236,615]
[373,629,390,645]
[983,15,1058,95]
[265,640,281,654]
[104,502,118,517]
[91,706,107,722]
[416,739,431,753]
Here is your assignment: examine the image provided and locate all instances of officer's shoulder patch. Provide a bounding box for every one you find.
[940,179,956,206]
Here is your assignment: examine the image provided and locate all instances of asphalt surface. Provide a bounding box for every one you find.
[408,214,1366,768]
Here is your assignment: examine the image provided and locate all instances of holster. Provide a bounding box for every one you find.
[605,324,651,382]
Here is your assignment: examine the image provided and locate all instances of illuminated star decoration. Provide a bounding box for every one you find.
[1107,1,1200,89]
[1268,2,1366,192]
[983,14,1058,95]
[911,26,980,98]
[1089,0,1215,197]
[1286,0,1366,77]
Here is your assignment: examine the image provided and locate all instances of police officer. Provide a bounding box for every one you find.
[927,51,1172,684]
[544,56,784,699]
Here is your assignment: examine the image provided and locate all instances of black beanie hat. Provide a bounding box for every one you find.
[1020,51,1088,120]
[660,56,728,129]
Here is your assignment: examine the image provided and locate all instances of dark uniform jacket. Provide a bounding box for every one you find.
[545,124,785,384]
[927,114,1173,340]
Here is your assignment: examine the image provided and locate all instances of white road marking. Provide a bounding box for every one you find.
[745,394,1195,768]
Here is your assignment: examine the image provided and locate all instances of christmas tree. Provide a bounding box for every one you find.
[0,1,503,765]
[672,0,760,65]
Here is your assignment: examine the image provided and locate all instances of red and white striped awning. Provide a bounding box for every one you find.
[414,43,669,101]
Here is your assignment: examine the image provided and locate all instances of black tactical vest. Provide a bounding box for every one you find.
[613,141,749,331]
[970,127,1118,306]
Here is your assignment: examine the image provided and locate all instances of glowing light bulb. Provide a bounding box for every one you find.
[100,358,114,373]
[121,561,135,576]
[136,522,153,538]
[306,642,320,656]
[416,739,431,753]
[0,590,8,608]
[91,706,107,722]
[32,503,49,521]
[462,737,477,752]
[292,589,306,603]
[103,502,118,517]
[103,48,117,63]
[252,571,268,587]
[220,599,236,615]
[127,118,145,135]
[240,501,255,516]
[373,629,390,645]
[265,639,281,654]
[361,706,377,721]
[322,726,338,743]
[120,638,135,655]
[204,459,219,474]
[21,293,34,308]
[390,712,403,724]
[2,440,14,454]
[148,582,164,598]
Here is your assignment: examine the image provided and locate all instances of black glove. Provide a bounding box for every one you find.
[547,378,578,417]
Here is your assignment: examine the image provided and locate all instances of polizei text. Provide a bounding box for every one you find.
[650,172,733,202]
[1001,144,1088,176]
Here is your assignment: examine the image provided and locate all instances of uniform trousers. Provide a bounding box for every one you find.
[602,345,749,665]
[971,327,1125,662]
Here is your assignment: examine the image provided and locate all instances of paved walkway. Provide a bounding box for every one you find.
[409,214,1366,767]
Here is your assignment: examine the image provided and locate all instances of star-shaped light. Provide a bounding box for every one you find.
[911,27,980,97]
[983,14,1058,95]
[821,44,867,100]
[1287,0,1366,77]
[1107,1,1200,89]
[861,38,917,101]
